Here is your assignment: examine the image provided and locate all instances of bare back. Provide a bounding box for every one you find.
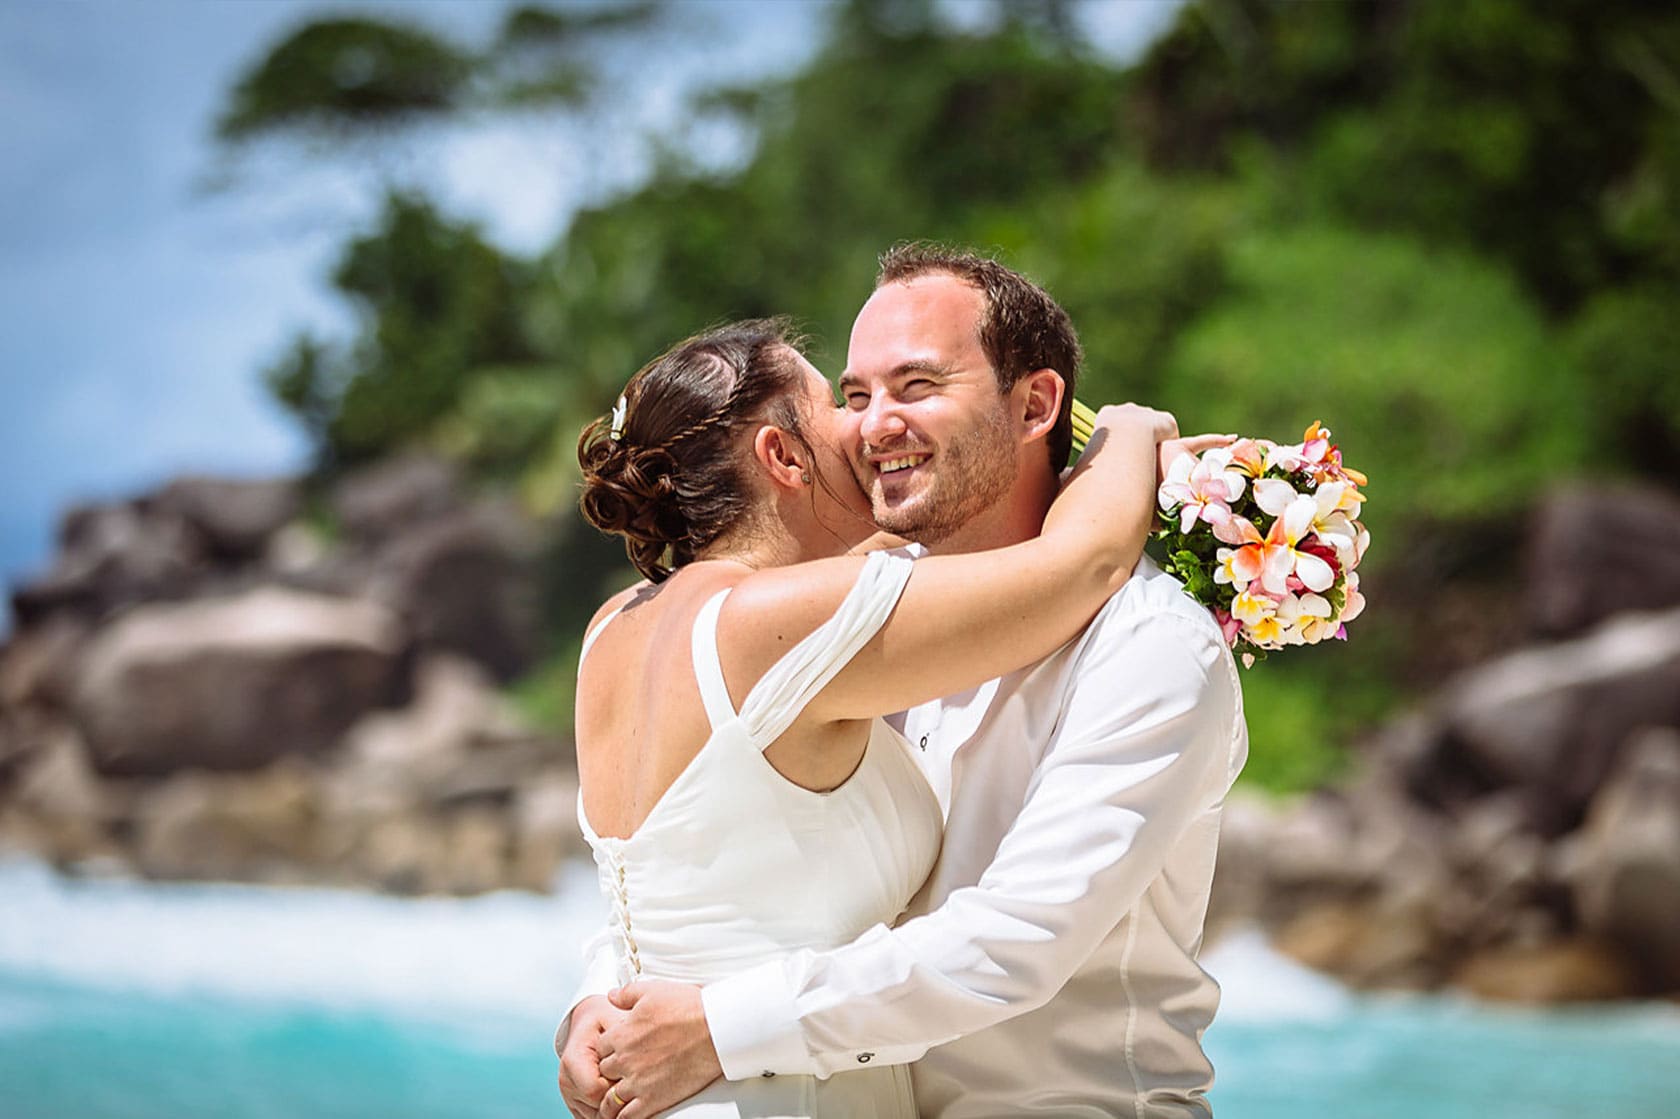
[575,562,873,840]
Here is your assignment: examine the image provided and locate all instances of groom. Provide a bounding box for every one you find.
[560,245,1247,1118]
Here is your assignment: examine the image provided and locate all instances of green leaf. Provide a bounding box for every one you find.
[217,19,475,141]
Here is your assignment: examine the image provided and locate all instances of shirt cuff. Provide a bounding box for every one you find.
[702,958,813,1080]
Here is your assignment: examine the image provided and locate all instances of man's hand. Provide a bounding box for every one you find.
[557,995,626,1119]
[595,980,724,1119]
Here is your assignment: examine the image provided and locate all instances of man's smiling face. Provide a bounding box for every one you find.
[838,274,1019,543]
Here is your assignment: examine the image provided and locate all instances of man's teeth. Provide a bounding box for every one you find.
[878,455,929,474]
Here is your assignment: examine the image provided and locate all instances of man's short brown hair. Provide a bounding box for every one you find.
[876,242,1082,471]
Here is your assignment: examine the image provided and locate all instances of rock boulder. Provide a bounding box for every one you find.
[11,500,203,627]
[1527,484,1680,638]
[132,761,322,883]
[155,476,300,562]
[71,587,407,775]
[1410,607,1680,832]
[332,454,462,548]
[366,505,537,681]
[1452,939,1640,1003]
[1564,727,1680,991]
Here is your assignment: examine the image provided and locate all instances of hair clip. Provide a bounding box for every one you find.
[609,395,628,441]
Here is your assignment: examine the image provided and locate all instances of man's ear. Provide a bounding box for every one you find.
[752,424,808,491]
[1015,368,1065,446]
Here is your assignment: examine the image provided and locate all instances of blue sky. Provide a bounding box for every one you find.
[0,0,1177,620]
[3,1,329,593]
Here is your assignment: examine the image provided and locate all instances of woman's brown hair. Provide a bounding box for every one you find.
[578,319,813,583]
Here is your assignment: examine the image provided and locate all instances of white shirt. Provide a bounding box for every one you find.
[699,557,1248,1118]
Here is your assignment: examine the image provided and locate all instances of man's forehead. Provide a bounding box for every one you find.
[844,278,987,381]
[863,274,984,327]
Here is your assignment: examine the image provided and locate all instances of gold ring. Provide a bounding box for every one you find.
[606,1085,625,1109]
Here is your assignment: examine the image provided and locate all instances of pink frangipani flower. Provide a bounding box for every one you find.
[1249,480,1339,593]
[1158,447,1247,535]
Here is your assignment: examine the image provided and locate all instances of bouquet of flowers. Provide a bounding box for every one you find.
[1071,402,1370,666]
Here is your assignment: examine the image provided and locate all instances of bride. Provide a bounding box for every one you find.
[569,318,1178,1118]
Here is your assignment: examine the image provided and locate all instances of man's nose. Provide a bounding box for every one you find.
[858,395,907,447]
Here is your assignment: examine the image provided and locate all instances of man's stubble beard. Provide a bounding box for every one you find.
[867,400,1018,545]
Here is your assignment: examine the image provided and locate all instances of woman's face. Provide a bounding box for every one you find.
[789,351,876,543]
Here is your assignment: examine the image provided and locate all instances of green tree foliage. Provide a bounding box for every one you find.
[1131,0,1680,313]
[216,3,665,147]
[227,5,673,475]
[1158,223,1587,539]
[977,163,1243,406]
[217,18,477,141]
[262,193,541,466]
[1566,283,1680,483]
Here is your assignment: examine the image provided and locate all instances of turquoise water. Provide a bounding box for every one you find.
[0,972,555,1118]
[2,863,1677,1118]
[1206,997,1680,1118]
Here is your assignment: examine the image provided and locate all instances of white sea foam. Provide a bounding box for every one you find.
[0,858,607,1024]
[0,864,1350,1028]
[1201,925,1354,1022]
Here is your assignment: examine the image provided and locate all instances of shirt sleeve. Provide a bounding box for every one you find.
[553,929,620,1055]
[701,607,1241,1079]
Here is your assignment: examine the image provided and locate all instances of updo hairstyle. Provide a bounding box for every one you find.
[578,318,816,583]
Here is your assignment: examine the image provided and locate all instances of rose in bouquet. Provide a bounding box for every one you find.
[1073,404,1370,666]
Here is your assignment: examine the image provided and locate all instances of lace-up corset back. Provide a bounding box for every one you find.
[576,550,942,987]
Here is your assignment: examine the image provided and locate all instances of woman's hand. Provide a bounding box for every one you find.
[1157,431,1238,487]
[1047,405,1234,593]
[1067,403,1194,489]
[1085,403,1234,487]
[1095,402,1179,446]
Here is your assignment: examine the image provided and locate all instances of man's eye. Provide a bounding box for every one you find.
[844,394,869,409]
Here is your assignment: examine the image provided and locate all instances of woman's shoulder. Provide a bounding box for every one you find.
[719,549,924,652]
[716,554,875,639]
[586,563,757,649]
[590,582,646,628]
[580,581,648,648]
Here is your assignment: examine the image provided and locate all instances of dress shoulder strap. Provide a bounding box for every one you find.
[689,589,739,731]
[736,548,916,750]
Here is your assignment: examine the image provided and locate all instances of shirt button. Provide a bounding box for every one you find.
[918,736,928,751]
[856,1052,874,1064]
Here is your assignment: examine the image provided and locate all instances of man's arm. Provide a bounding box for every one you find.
[702,606,1241,1078]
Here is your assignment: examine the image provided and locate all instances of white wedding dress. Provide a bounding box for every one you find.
[577,550,942,1118]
